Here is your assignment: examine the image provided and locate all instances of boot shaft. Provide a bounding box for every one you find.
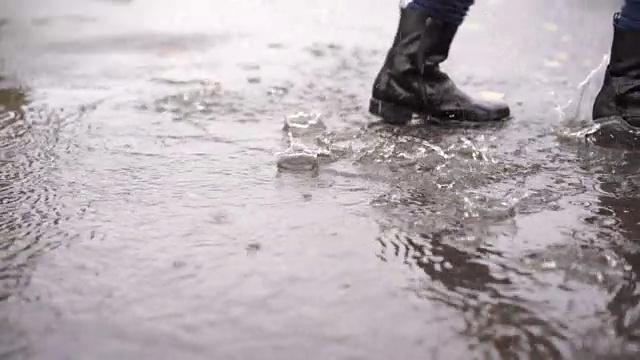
[395,8,460,71]
[609,13,640,80]
[592,13,640,125]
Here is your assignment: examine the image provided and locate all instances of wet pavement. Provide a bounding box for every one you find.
[1,0,639,359]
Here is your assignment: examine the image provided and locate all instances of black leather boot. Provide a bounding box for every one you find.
[592,14,640,129]
[369,7,510,125]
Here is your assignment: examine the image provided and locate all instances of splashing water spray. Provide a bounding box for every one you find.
[276,112,325,172]
[555,54,609,140]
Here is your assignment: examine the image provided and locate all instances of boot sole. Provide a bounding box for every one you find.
[369,97,510,125]
[368,98,414,125]
[588,116,640,149]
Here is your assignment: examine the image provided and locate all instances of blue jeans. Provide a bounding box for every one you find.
[620,0,640,29]
[405,0,640,29]
[405,0,474,26]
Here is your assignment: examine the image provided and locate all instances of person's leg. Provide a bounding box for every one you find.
[369,0,510,125]
[619,0,640,29]
[406,0,474,27]
[592,1,640,131]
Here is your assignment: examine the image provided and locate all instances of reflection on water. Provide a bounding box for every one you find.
[594,153,640,349]
[556,52,640,352]
[369,140,640,358]
[372,169,574,358]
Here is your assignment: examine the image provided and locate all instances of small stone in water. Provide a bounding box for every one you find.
[478,91,505,101]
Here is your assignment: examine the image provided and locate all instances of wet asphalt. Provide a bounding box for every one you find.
[2,0,640,359]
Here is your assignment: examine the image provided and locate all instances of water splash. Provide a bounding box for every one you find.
[556,54,640,148]
[276,112,325,172]
[555,54,609,142]
[461,192,518,223]
[276,140,319,172]
[282,112,326,136]
[459,135,495,163]
[558,54,609,126]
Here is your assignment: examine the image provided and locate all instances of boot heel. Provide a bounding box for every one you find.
[369,98,413,125]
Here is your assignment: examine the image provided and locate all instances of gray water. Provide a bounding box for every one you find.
[2,0,640,359]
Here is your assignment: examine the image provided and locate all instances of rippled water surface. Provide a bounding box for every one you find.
[2,0,640,359]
